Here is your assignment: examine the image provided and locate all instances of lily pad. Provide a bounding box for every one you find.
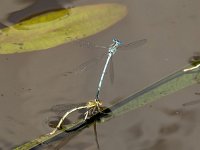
[0,3,127,54]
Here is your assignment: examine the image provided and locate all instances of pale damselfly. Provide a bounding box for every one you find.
[94,38,147,101]
[63,38,147,80]
[49,38,147,137]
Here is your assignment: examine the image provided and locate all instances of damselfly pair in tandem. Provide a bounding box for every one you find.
[48,38,147,142]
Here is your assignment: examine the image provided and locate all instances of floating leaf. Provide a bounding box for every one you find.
[0,3,127,54]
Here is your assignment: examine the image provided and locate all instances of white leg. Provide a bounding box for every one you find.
[49,105,87,135]
[184,64,200,72]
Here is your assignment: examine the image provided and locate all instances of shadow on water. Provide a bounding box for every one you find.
[0,0,80,29]
[8,0,69,24]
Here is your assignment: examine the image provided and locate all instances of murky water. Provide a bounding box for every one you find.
[0,0,200,149]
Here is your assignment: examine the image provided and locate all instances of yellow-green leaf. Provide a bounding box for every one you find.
[0,3,127,54]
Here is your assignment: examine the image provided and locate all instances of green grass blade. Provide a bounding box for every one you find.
[105,67,199,120]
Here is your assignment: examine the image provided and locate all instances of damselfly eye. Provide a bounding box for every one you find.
[112,38,122,45]
[117,40,123,45]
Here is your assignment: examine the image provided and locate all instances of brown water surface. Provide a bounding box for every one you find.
[0,0,200,149]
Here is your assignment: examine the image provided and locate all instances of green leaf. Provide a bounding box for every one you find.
[0,3,127,54]
[14,66,200,149]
